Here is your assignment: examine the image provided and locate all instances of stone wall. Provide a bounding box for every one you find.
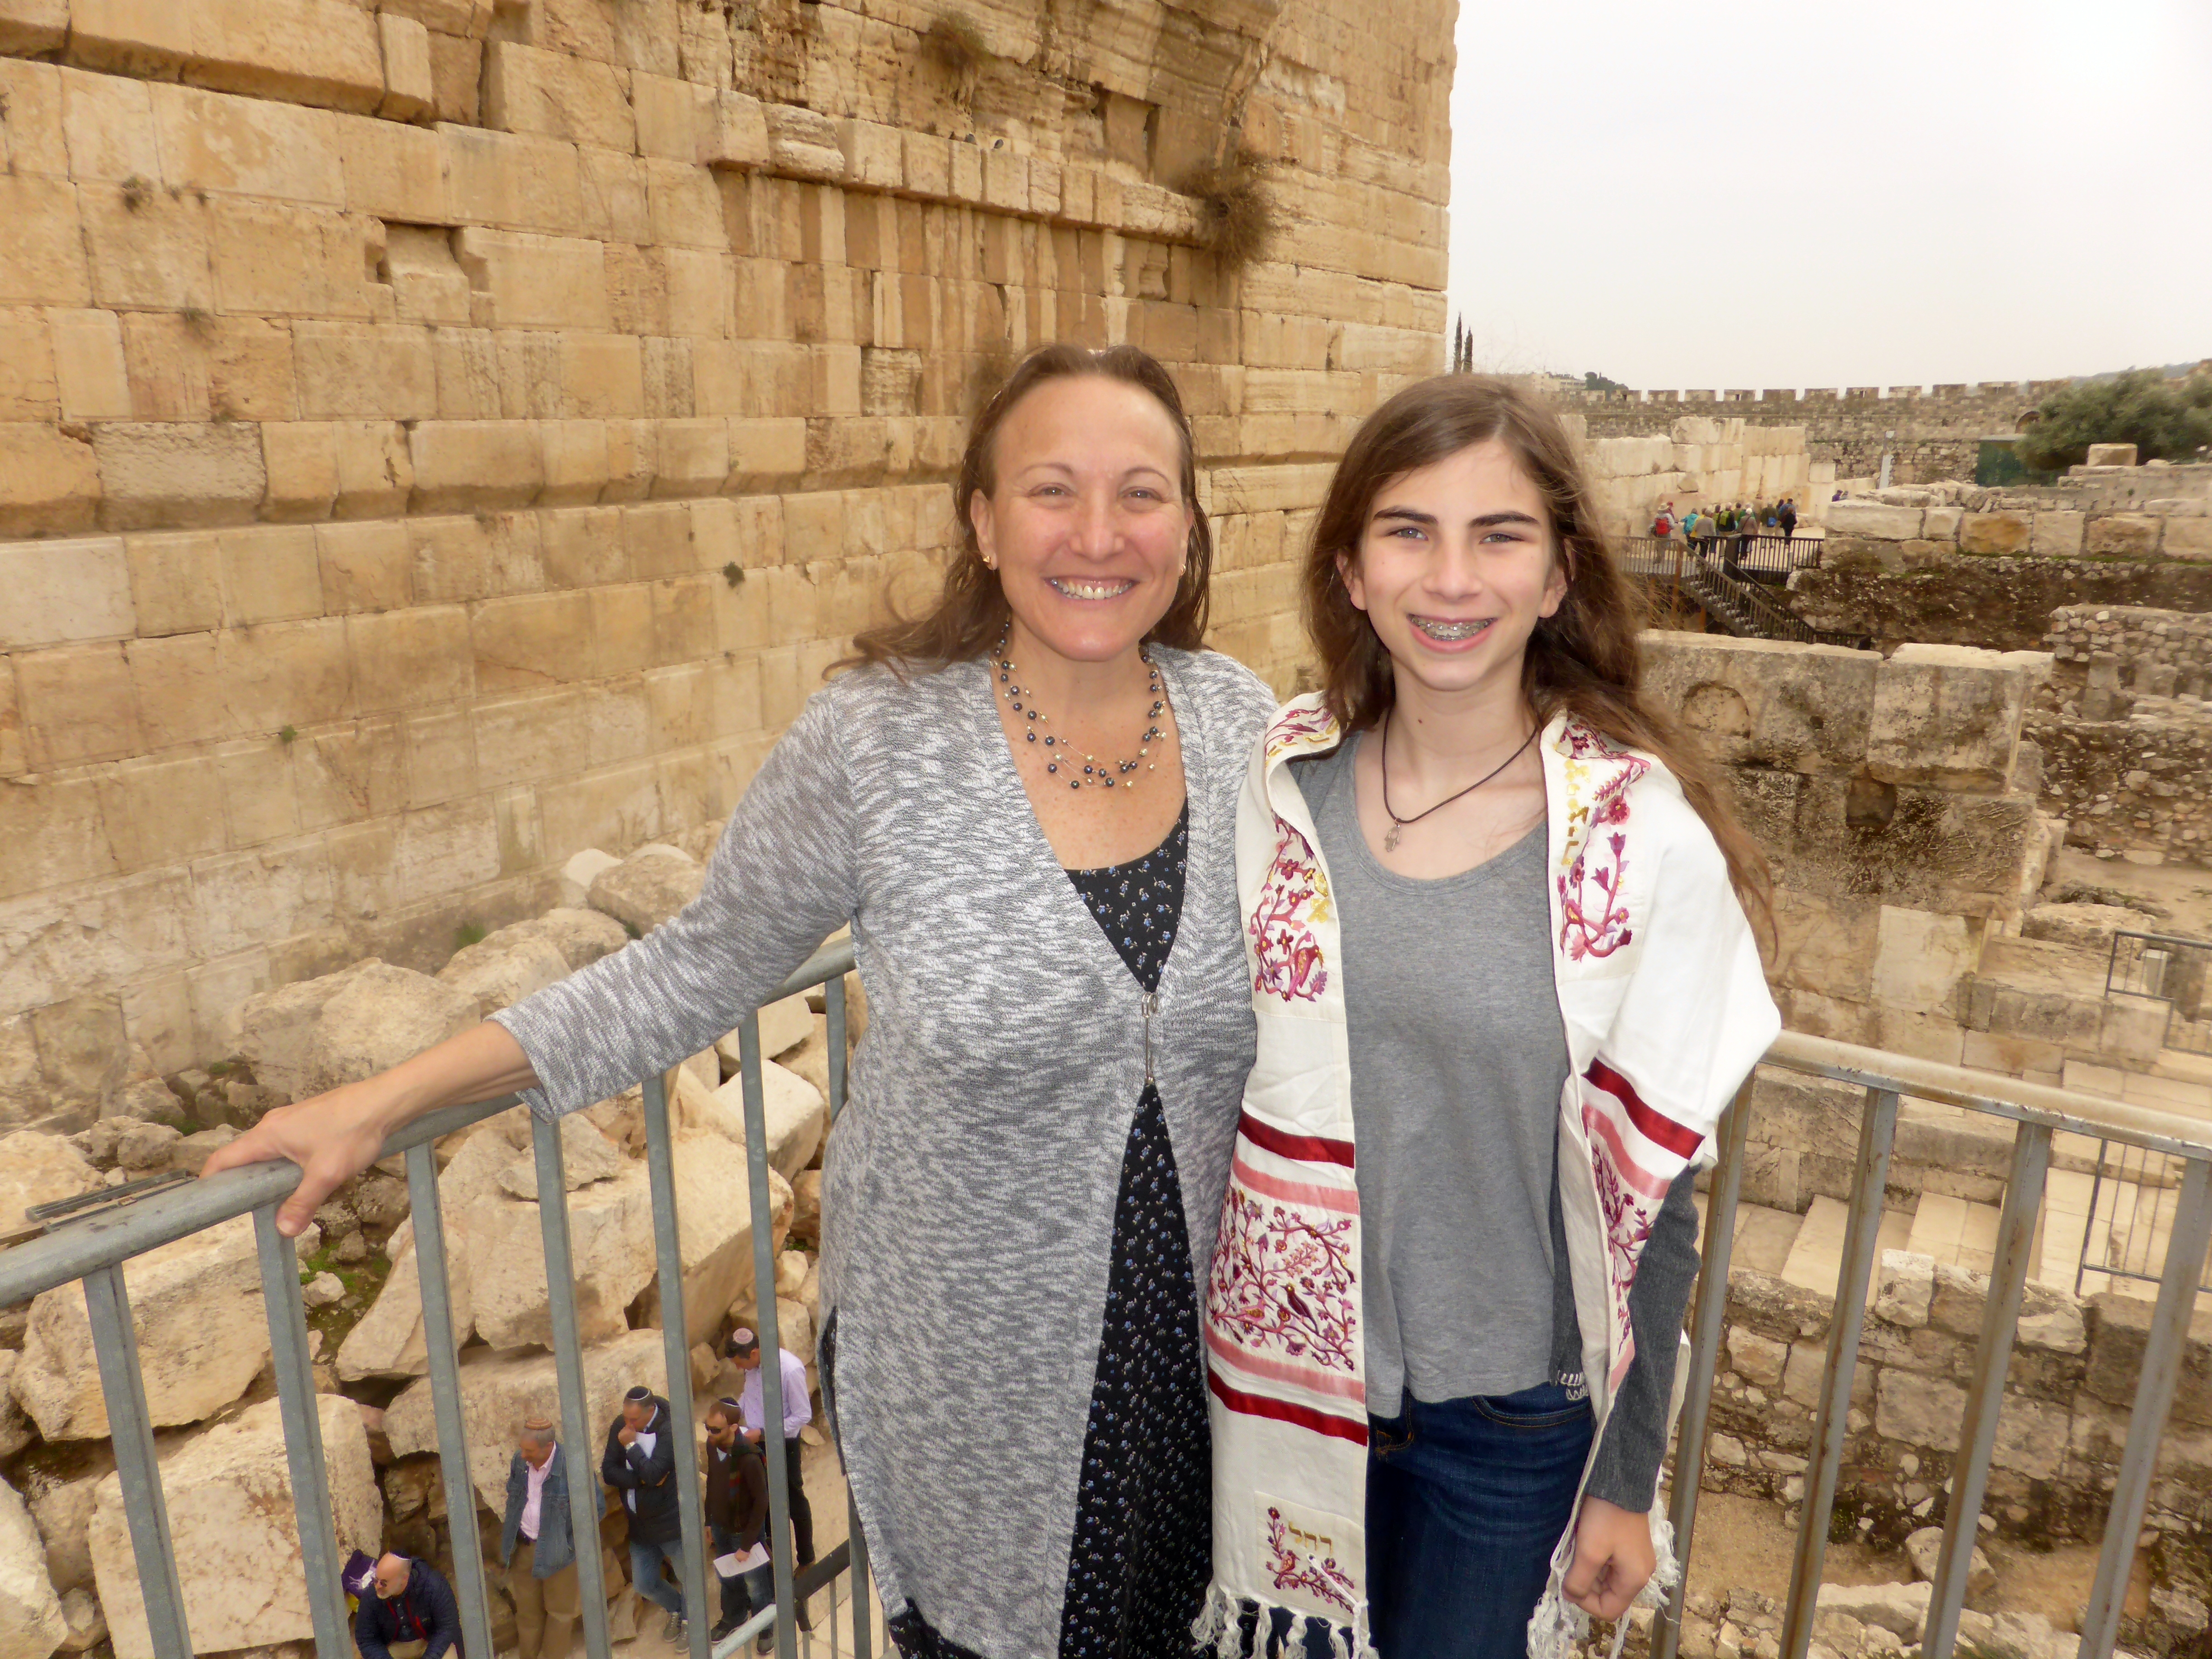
[1790,473,2212,653]
[1565,414,1834,542]
[1639,633,2050,1064]
[0,0,1455,1106]
[1562,381,2074,485]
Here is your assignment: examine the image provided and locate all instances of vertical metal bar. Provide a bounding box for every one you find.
[2080,1155,2212,1659]
[741,1010,800,1659]
[83,1263,193,1659]
[534,1112,614,1659]
[253,1208,351,1659]
[2077,1139,2110,1297]
[1923,1121,2052,1659]
[825,972,849,1125]
[643,1071,712,1659]
[849,1509,872,1659]
[1778,1086,1899,1659]
[1654,1073,1757,1659]
[406,1141,496,1659]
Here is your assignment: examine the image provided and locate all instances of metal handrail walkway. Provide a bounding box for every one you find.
[7,986,2210,1659]
[0,936,862,1659]
[1659,1032,2212,1659]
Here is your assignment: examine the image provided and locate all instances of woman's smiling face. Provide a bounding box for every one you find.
[1337,438,1569,701]
[969,374,1193,664]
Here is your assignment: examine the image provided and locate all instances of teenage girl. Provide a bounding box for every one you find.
[1195,375,1780,1659]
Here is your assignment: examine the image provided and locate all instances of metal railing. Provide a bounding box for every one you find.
[1618,536,1869,649]
[2075,1138,2212,1296]
[12,992,2212,1659]
[0,937,866,1659]
[1658,1033,2212,1659]
[2105,928,2212,1056]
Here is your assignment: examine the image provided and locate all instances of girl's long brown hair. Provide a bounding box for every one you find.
[1305,374,1772,932]
[841,343,1212,673]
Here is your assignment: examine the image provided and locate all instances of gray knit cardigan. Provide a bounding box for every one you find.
[493,648,1277,1656]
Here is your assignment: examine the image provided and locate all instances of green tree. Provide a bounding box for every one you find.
[2015,369,2212,470]
[1584,371,1628,394]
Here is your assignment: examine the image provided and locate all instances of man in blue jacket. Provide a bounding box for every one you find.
[603,1384,689,1640]
[354,1553,462,1659]
[499,1415,588,1659]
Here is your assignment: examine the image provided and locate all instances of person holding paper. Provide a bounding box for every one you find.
[703,1397,772,1648]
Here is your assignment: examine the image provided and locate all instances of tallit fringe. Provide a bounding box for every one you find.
[1188,1584,1378,1659]
[1525,1504,1683,1659]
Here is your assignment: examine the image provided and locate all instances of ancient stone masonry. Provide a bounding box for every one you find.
[1561,412,1833,541]
[0,0,1456,1113]
[1562,381,2079,486]
[1791,467,2212,654]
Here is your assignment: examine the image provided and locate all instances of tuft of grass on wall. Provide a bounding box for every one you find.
[922,13,988,79]
[1181,150,1280,273]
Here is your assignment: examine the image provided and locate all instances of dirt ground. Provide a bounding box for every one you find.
[2045,846,2212,940]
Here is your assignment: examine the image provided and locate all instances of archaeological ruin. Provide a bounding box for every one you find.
[2,3,2211,1658]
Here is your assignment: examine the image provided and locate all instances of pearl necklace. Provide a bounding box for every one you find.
[994,628,1166,790]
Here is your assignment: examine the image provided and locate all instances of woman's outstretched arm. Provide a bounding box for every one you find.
[201,1021,541,1236]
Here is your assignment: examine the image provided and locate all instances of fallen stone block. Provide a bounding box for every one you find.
[1813,1581,1930,1641]
[558,848,621,908]
[0,1356,29,1461]
[1904,1525,1995,1600]
[237,959,478,1102]
[89,1393,379,1659]
[0,1474,66,1659]
[436,929,570,1017]
[514,907,629,972]
[0,1129,100,1230]
[13,1214,317,1441]
[713,993,812,1067]
[588,844,703,934]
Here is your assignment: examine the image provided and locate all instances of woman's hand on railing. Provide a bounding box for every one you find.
[1562,1493,1656,1621]
[199,1022,542,1237]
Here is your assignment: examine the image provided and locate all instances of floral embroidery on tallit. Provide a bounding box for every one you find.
[1208,1188,1358,1372]
[1249,817,1332,1002]
[1265,1508,1357,1616]
[1581,1101,1658,1343]
[1556,726,1649,961]
[1263,702,1339,761]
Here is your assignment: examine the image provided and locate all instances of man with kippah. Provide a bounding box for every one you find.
[723,1327,815,1581]
[603,1384,688,1640]
[499,1415,586,1659]
[702,1395,771,1649]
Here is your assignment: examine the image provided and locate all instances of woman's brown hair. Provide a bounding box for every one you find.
[842,342,1212,673]
[1305,373,1772,929]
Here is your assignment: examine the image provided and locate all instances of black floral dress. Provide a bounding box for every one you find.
[888,802,1210,1659]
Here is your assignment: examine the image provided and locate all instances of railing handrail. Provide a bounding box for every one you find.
[2109,926,2212,954]
[1766,1028,2212,1160]
[0,935,858,1309]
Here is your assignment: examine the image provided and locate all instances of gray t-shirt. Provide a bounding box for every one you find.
[1296,735,1571,1419]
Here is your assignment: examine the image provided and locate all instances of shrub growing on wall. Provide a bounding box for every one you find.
[2016,368,2212,470]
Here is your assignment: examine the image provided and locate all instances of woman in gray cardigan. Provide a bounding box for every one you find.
[210,343,1276,1658]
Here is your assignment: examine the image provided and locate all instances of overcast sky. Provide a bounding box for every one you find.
[1445,0,2212,393]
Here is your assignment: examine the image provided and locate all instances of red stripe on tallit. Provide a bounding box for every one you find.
[1238,1112,1355,1168]
[1585,1059,1702,1159]
[1208,1371,1369,1446]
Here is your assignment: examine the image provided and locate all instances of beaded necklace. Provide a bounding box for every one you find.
[994,626,1167,790]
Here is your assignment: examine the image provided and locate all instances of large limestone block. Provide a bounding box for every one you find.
[28,1466,106,1597]
[13,1214,315,1440]
[515,906,629,971]
[1640,633,1876,775]
[1867,644,2028,791]
[1827,500,1924,540]
[0,1476,65,1659]
[661,1142,791,1346]
[0,1130,99,1229]
[89,1393,378,1659]
[469,1163,654,1350]
[436,930,569,1017]
[557,848,621,908]
[383,1326,665,1515]
[0,1355,29,1459]
[681,1063,824,1182]
[237,959,478,1102]
[1870,907,1978,1016]
[1958,511,2030,555]
[588,844,703,934]
[712,992,811,1066]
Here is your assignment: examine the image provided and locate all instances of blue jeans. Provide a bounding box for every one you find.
[710,1526,774,1631]
[1367,1382,1595,1658]
[628,1537,687,1621]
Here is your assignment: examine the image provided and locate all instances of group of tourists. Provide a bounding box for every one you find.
[1649,497,1798,557]
[216,345,1779,1659]
[346,1330,811,1659]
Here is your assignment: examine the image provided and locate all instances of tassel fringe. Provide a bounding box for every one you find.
[1189,1584,1378,1659]
[1527,1501,1685,1659]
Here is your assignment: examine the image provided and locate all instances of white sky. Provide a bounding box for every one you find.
[1444,0,2212,393]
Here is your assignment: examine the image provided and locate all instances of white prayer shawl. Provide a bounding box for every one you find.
[1195,697,1780,1659]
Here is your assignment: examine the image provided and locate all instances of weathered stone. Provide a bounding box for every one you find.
[26,1466,105,1596]
[0,1129,100,1230]
[1904,1525,1995,1599]
[112,1118,182,1170]
[13,1214,317,1440]
[493,1111,624,1195]
[1958,512,2032,556]
[557,848,621,908]
[1642,637,1876,777]
[686,1061,824,1181]
[0,1475,66,1659]
[1812,1581,1929,1641]
[587,844,703,934]
[1827,501,1924,541]
[715,992,813,1066]
[89,1393,379,1659]
[383,1326,666,1514]
[54,1585,105,1654]
[1867,644,2027,791]
[511,906,629,971]
[237,959,479,1101]
[1872,1249,1933,1328]
[0,1354,29,1460]
[1726,1327,1788,1388]
[436,928,569,1017]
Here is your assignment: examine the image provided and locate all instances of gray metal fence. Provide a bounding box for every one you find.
[1659,1032,2212,1659]
[0,936,865,1659]
[2074,1137,2212,1297]
[2104,928,2212,1056]
[9,984,2211,1659]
